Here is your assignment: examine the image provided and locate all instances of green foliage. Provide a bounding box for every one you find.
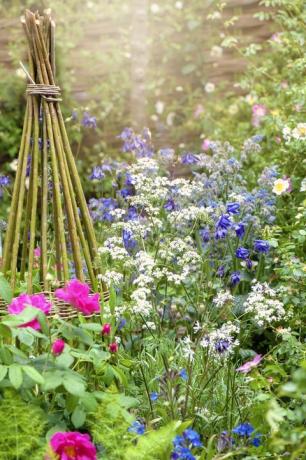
[124,421,184,460]
[87,392,138,459]
[0,390,47,459]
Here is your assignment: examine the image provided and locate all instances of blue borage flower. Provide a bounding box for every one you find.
[128,421,145,435]
[149,392,159,402]
[171,429,203,460]
[236,247,250,260]
[232,423,254,436]
[254,239,270,253]
[215,339,230,354]
[232,423,262,447]
[179,368,188,381]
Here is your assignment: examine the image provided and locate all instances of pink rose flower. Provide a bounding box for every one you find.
[101,323,111,336]
[109,342,118,353]
[236,354,262,374]
[55,279,100,316]
[50,431,97,460]
[8,293,52,330]
[52,339,65,356]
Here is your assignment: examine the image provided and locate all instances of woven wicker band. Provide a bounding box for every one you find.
[26,83,62,102]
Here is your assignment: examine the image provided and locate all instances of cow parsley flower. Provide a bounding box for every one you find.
[243,282,285,327]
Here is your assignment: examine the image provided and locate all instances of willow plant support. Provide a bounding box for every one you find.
[1,10,102,296]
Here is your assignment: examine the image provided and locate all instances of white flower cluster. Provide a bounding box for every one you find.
[200,321,240,358]
[98,270,124,287]
[243,282,286,327]
[166,205,212,227]
[98,237,129,261]
[212,290,234,308]
[131,287,153,317]
[283,123,306,142]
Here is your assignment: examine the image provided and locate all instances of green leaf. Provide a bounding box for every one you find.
[71,406,86,428]
[17,329,34,346]
[80,323,102,332]
[56,352,74,369]
[0,275,13,303]
[22,365,45,384]
[9,364,23,389]
[80,393,98,412]
[0,365,8,382]
[43,371,63,390]
[62,374,86,396]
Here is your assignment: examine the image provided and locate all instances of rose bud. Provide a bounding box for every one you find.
[51,339,65,356]
[101,323,111,336]
[109,342,118,353]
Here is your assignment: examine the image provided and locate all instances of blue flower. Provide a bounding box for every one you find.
[232,423,254,437]
[127,206,138,220]
[120,187,133,198]
[230,271,241,286]
[89,166,105,180]
[226,202,240,215]
[180,152,198,165]
[164,199,177,212]
[254,239,270,253]
[171,447,195,460]
[246,259,253,269]
[81,111,97,128]
[236,247,250,260]
[215,228,228,240]
[128,421,145,435]
[217,265,225,277]
[251,134,265,143]
[179,368,188,381]
[183,429,203,448]
[215,339,230,354]
[199,227,210,243]
[150,392,159,402]
[118,318,127,330]
[122,228,137,252]
[235,223,245,239]
[0,176,10,187]
[252,434,262,447]
[217,214,231,230]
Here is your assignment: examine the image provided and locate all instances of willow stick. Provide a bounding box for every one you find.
[27,97,40,293]
[2,103,30,273]
[20,152,33,279]
[9,99,33,289]
[41,107,48,288]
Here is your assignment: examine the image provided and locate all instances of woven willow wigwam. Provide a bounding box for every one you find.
[1,11,108,310]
